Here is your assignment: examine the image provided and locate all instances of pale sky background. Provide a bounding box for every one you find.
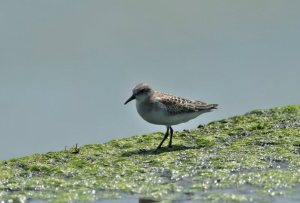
[1,1,300,161]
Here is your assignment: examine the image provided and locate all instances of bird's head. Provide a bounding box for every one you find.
[124,83,154,105]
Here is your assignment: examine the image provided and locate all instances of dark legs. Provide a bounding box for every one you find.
[168,127,173,147]
[155,126,173,151]
[156,127,169,150]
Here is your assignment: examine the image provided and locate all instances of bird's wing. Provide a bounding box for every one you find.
[156,92,218,115]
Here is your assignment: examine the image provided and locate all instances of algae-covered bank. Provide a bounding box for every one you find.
[1,105,300,202]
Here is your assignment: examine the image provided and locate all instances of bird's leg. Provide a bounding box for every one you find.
[156,127,169,150]
[168,127,173,148]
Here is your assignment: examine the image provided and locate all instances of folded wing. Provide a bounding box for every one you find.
[157,92,218,115]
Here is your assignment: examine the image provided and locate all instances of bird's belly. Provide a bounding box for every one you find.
[165,112,204,125]
[138,109,203,126]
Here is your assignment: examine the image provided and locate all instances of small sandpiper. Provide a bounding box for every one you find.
[125,83,218,151]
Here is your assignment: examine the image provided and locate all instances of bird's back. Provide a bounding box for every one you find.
[154,91,218,115]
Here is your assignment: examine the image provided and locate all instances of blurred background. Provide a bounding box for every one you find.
[1,1,300,161]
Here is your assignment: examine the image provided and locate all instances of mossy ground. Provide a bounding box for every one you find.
[1,105,300,202]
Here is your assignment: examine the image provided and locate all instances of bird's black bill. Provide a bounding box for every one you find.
[124,95,135,105]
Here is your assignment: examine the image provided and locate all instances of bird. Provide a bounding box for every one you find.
[124,83,218,151]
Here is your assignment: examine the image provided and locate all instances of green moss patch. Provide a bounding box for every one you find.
[1,105,300,202]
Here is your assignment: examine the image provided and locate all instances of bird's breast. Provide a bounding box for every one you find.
[136,100,168,125]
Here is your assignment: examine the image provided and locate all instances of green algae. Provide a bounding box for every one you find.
[1,105,300,202]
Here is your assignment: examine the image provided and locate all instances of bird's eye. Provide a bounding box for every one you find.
[140,89,144,93]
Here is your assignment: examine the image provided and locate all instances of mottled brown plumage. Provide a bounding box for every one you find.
[155,91,218,115]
